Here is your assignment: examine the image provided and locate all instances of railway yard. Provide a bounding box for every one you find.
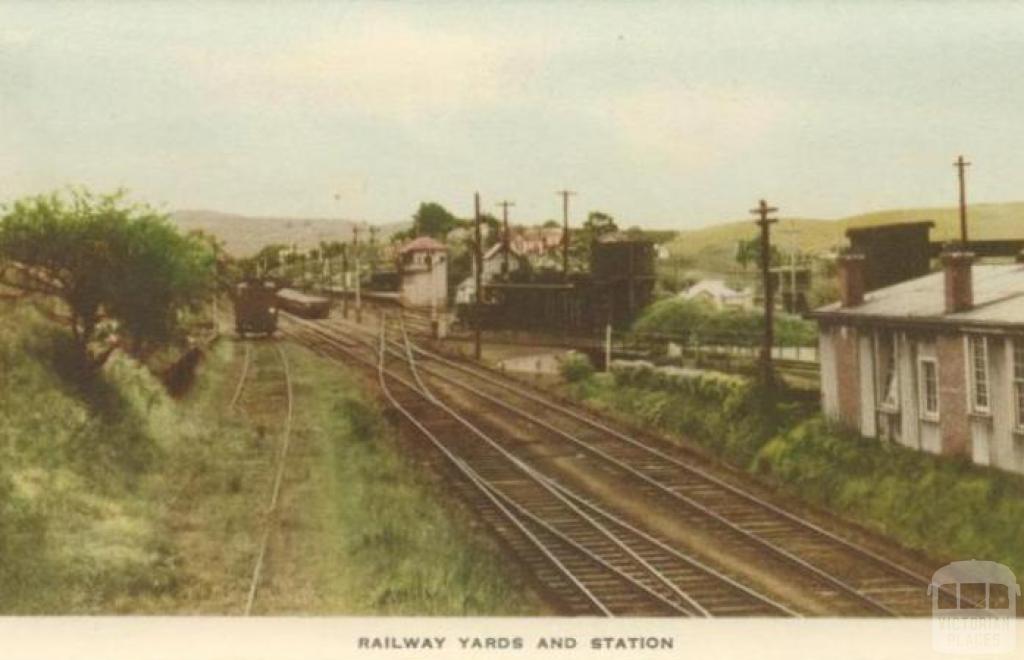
[243,307,950,618]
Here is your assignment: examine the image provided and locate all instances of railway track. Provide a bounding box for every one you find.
[294,312,944,616]
[281,315,794,617]
[230,341,296,615]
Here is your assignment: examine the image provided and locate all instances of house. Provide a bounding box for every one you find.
[680,279,754,310]
[808,249,1024,475]
[455,243,529,304]
[510,227,564,256]
[398,236,448,310]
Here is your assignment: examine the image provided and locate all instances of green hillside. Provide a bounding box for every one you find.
[667,202,1024,275]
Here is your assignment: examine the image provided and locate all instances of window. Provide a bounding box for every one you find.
[876,332,899,410]
[1014,339,1024,430]
[919,358,939,420]
[968,335,990,413]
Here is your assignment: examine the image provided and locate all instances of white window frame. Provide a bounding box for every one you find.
[918,357,940,421]
[966,335,991,415]
[875,331,900,412]
[1013,338,1024,432]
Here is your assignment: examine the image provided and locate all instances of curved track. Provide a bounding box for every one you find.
[282,315,794,617]
[297,312,946,616]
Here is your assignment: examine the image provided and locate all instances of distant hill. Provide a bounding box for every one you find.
[667,202,1024,275]
[170,210,410,257]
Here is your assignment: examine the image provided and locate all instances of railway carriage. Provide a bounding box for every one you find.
[275,288,331,319]
[233,280,279,337]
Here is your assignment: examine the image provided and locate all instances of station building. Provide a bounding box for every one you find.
[398,236,448,310]
[809,250,1024,475]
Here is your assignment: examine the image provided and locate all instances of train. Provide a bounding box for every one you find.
[275,287,331,319]
[233,281,332,337]
[233,280,279,337]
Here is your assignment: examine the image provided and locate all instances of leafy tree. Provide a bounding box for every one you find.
[571,211,619,268]
[0,189,215,364]
[412,202,458,239]
[736,237,782,270]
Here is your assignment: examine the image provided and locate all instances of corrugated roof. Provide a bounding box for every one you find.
[811,263,1024,327]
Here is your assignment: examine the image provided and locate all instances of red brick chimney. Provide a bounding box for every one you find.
[942,249,974,313]
[837,252,866,307]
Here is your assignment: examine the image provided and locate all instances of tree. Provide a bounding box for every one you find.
[571,211,619,267]
[736,237,782,271]
[412,202,458,239]
[0,189,215,365]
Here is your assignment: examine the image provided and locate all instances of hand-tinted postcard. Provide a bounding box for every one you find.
[1,2,1021,658]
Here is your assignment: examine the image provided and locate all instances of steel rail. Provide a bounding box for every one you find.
[285,319,711,615]
[244,343,295,616]
[229,341,253,410]
[405,335,933,592]
[538,472,800,617]
[282,315,794,617]
[392,317,706,617]
[320,317,896,615]
[370,320,613,616]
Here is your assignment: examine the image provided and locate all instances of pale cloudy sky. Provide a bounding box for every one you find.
[3,1,1024,229]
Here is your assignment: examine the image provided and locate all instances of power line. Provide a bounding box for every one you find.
[496,200,515,276]
[750,198,778,386]
[556,189,576,280]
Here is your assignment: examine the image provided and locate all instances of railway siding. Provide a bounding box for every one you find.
[286,312,947,617]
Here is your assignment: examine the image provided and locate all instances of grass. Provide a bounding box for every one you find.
[666,201,1024,275]
[0,301,540,614]
[563,363,1024,577]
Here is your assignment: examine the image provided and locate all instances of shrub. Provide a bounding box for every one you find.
[560,351,595,383]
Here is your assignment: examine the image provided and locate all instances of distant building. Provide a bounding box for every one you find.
[681,279,754,311]
[808,250,1024,475]
[769,266,813,313]
[398,236,448,310]
[846,221,935,291]
[456,243,529,305]
[510,227,564,256]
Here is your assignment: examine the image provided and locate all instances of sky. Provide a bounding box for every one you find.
[3,1,1024,229]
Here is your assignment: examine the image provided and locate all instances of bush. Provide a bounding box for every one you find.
[755,418,1024,576]
[632,298,816,348]
[559,352,595,383]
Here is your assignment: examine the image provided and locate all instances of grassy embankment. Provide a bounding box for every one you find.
[0,302,539,614]
[666,201,1024,276]
[561,358,1024,577]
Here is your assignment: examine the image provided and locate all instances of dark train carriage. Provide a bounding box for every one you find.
[234,280,279,337]
[276,288,331,319]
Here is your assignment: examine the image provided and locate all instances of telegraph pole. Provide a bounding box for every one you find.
[497,200,515,276]
[341,244,349,318]
[368,225,379,275]
[750,199,778,385]
[955,155,971,244]
[353,224,362,323]
[474,193,484,361]
[556,189,576,280]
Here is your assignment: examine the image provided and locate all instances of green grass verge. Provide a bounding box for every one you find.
[565,363,1024,578]
[0,302,540,614]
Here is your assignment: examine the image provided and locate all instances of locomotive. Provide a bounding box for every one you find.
[233,280,279,337]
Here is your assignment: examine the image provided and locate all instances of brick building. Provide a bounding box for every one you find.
[808,250,1024,475]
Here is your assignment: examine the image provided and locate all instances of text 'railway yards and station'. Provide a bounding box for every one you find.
[356,636,675,651]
